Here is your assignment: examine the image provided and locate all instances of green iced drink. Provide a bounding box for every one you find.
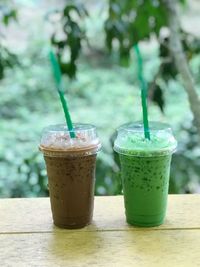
[114,122,177,227]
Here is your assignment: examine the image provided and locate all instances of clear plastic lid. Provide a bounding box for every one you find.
[39,123,101,156]
[114,122,177,157]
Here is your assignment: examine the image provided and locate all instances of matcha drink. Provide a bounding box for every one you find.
[114,122,177,227]
[39,124,101,229]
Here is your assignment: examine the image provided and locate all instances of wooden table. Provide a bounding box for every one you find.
[0,195,200,267]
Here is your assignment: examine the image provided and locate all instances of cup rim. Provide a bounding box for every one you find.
[117,121,172,133]
[43,123,96,133]
[114,121,177,157]
[39,142,101,157]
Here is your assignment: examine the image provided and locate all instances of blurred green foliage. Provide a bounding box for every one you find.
[105,0,168,66]
[0,4,19,80]
[48,3,88,79]
[0,1,200,197]
[1,39,200,196]
[104,0,200,114]
[49,1,200,114]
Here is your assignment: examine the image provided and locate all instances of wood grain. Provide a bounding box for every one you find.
[0,230,199,267]
[0,195,200,233]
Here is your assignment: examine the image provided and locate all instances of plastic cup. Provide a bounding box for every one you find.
[39,123,101,229]
[114,122,177,227]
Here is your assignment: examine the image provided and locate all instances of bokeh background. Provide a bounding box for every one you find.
[1,0,200,197]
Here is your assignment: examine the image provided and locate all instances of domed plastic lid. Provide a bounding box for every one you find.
[114,122,177,157]
[39,123,101,157]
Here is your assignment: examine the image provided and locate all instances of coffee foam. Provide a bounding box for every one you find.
[40,131,100,151]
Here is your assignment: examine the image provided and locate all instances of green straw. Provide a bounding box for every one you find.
[134,44,150,140]
[49,50,76,138]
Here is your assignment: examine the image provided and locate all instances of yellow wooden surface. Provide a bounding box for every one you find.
[0,195,200,266]
[0,195,200,233]
[0,230,200,267]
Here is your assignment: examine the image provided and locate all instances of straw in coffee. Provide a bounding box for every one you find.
[134,44,150,140]
[49,50,76,138]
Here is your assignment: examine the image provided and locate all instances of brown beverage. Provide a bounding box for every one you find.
[39,124,101,229]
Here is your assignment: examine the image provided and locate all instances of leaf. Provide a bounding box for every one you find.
[60,61,77,79]
[0,62,4,80]
[162,61,178,81]
[149,83,165,113]
[105,25,114,51]
[0,44,19,80]
[63,4,83,19]
[119,46,130,66]
[2,8,17,26]
[159,37,178,81]
[159,37,170,58]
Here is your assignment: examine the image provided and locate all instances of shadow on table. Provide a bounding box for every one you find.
[48,230,106,265]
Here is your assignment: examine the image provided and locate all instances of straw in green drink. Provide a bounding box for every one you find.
[49,50,75,138]
[134,44,150,140]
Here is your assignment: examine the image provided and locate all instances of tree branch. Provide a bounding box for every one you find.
[162,0,200,136]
